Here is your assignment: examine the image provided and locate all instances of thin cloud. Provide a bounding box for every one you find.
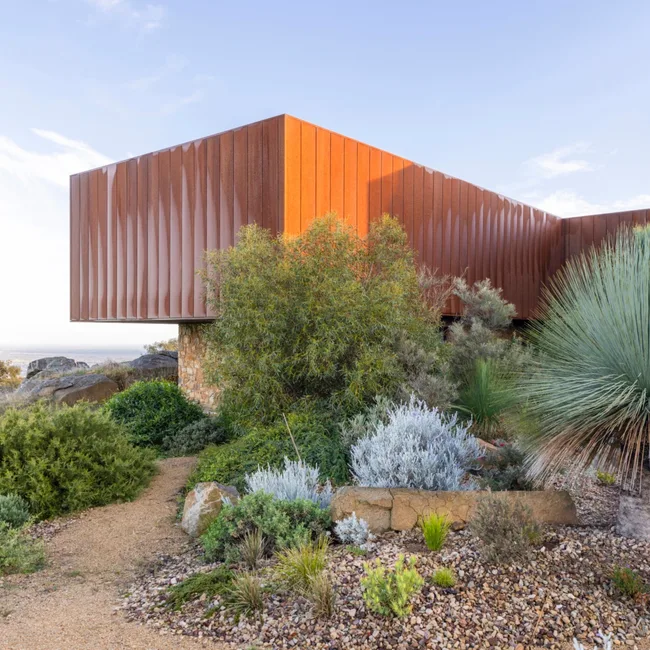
[535,190,650,218]
[161,89,205,115]
[128,54,187,91]
[86,0,166,32]
[526,143,594,179]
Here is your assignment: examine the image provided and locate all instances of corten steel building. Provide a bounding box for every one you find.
[69,114,650,406]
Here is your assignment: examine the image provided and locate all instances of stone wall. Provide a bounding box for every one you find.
[331,486,579,533]
[178,323,219,410]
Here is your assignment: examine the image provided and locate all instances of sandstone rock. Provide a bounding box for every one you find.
[26,356,87,379]
[617,492,650,540]
[331,486,578,533]
[476,438,499,453]
[181,482,240,538]
[121,353,178,382]
[16,373,119,405]
[330,486,393,533]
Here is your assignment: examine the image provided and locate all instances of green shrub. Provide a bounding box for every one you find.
[0,494,30,529]
[163,415,233,456]
[144,338,178,354]
[0,524,45,575]
[432,567,456,588]
[420,513,451,552]
[596,470,617,486]
[201,214,442,424]
[470,496,542,564]
[190,411,349,492]
[0,402,155,519]
[361,555,423,618]
[274,536,328,591]
[478,442,533,491]
[523,226,650,485]
[104,380,204,447]
[0,360,21,388]
[612,566,647,598]
[201,491,331,562]
[164,566,234,610]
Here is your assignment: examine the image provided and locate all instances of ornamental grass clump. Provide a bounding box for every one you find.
[245,458,333,508]
[361,555,423,618]
[420,513,451,552]
[350,396,480,490]
[274,536,328,591]
[524,226,650,488]
[432,567,456,588]
[223,571,263,619]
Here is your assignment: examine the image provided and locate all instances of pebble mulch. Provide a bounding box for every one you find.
[122,525,650,650]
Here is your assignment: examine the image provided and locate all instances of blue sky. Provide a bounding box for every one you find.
[1,0,649,347]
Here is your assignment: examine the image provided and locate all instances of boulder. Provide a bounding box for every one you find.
[121,353,178,382]
[181,482,240,538]
[26,356,87,379]
[16,373,119,405]
[330,486,393,533]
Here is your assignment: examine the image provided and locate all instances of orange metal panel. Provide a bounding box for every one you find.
[380,152,393,216]
[219,131,235,246]
[441,174,452,279]
[466,184,476,287]
[356,142,370,238]
[330,132,344,219]
[88,169,99,321]
[343,138,357,228]
[147,153,160,319]
[403,163,414,248]
[79,172,89,321]
[458,180,469,282]
[432,171,443,274]
[193,140,207,317]
[70,175,80,321]
[233,128,248,237]
[158,151,171,319]
[284,116,301,235]
[423,169,434,271]
[391,158,404,223]
[116,162,128,320]
[300,121,316,229]
[315,127,331,220]
[97,168,108,320]
[247,122,263,227]
[169,147,183,319]
[413,165,424,264]
[262,120,278,234]
[126,159,138,320]
[136,156,148,319]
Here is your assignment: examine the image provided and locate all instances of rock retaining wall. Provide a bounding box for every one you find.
[331,486,579,533]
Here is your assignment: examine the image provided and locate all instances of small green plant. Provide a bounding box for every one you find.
[432,567,456,588]
[0,494,30,529]
[306,571,336,618]
[104,380,204,448]
[163,415,233,456]
[346,545,367,557]
[200,491,331,562]
[478,442,533,491]
[470,496,542,564]
[611,566,647,598]
[0,524,45,575]
[239,529,265,570]
[224,571,263,619]
[596,470,617,486]
[164,566,234,610]
[361,555,423,618]
[274,536,328,591]
[420,513,451,552]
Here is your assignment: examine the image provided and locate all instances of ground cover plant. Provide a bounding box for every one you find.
[104,379,204,448]
[0,401,155,519]
[162,415,233,456]
[0,493,30,529]
[420,513,451,552]
[0,524,45,575]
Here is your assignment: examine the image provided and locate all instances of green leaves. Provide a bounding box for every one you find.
[524,226,650,485]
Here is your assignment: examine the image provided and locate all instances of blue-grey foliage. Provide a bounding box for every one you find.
[245,458,333,508]
[334,512,371,546]
[350,397,480,490]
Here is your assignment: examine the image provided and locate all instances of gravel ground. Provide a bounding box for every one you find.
[122,525,650,650]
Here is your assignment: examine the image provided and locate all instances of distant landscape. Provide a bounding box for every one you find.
[0,346,144,377]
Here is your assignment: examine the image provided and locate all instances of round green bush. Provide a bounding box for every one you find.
[162,415,233,456]
[0,494,30,529]
[201,491,331,561]
[0,402,156,519]
[189,411,349,493]
[104,380,205,447]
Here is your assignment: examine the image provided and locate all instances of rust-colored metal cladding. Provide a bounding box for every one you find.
[70,114,649,323]
[70,115,285,321]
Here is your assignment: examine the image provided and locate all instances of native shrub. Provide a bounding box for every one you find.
[164,566,234,610]
[201,214,442,424]
[104,380,204,448]
[477,442,533,491]
[334,512,371,546]
[611,566,647,598]
[350,396,480,490]
[0,494,30,529]
[523,226,650,486]
[144,338,178,354]
[0,360,21,388]
[190,411,348,493]
[361,555,423,618]
[201,491,331,562]
[163,415,233,456]
[0,402,155,519]
[0,524,45,575]
[245,458,332,508]
[470,496,542,564]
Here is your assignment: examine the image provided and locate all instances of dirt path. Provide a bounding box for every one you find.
[0,457,217,650]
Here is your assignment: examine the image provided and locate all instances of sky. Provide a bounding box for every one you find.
[0,0,649,348]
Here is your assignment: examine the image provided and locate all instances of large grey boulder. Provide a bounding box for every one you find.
[26,356,88,379]
[16,373,119,405]
[121,353,178,382]
[181,482,240,538]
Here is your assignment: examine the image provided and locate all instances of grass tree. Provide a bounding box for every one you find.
[524,226,650,529]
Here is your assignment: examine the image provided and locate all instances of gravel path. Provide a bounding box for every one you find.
[0,457,216,650]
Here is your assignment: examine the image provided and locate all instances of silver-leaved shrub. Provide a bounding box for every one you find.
[334,512,371,546]
[350,397,480,490]
[245,458,333,509]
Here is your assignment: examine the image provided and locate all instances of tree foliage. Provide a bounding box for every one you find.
[202,214,441,423]
[0,360,21,388]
